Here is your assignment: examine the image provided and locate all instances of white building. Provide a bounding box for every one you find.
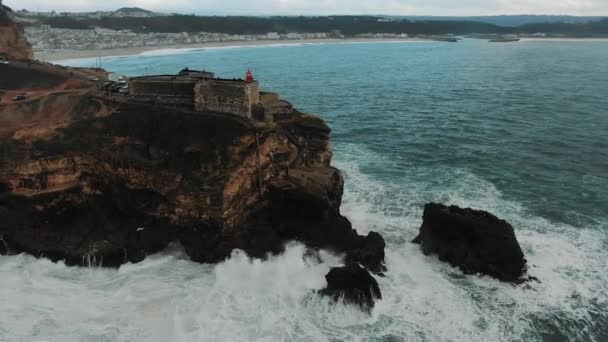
[267,32,280,40]
[286,33,303,39]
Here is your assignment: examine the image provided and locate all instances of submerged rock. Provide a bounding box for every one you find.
[319,263,382,311]
[412,203,527,282]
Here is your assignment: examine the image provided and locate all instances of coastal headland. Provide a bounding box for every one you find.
[1,2,387,284]
[0,60,386,273]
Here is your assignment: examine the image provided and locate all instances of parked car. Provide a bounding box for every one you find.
[0,59,9,65]
[110,84,124,92]
[102,81,115,90]
[87,76,100,82]
[12,94,27,101]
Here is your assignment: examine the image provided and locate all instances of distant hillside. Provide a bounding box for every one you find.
[113,7,157,17]
[115,7,154,14]
[33,15,505,35]
[13,10,608,38]
[398,15,607,27]
[27,14,608,37]
[15,6,160,19]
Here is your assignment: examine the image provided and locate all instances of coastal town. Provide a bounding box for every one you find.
[24,26,339,51]
[22,24,553,56]
[9,6,591,56]
[15,7,412,52]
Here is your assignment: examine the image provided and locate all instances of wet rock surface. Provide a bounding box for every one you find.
[412,203,527,282]
[319,263,382,311]
[346,231,387,275]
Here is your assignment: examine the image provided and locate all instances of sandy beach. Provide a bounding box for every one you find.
[36,38,430,62]
[37,36,608,63]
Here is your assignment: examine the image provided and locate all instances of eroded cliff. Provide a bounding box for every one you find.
[0,2,33,60]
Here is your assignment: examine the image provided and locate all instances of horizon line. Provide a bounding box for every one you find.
[11,8,608,18]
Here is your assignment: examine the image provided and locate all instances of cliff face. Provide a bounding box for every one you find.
[0,73,385,272]
[0,3,34,60]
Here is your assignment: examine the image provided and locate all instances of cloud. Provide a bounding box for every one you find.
[4,0,608,15]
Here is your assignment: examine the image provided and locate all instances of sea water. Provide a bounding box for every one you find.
[1,39,607,341]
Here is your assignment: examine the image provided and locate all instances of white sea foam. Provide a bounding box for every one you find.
[135,40,432,58]
[335,143,608,341]
[0,144,606,341]
[137,47,208,57]
[0,244,350,342]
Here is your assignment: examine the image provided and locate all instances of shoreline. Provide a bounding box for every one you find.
[37,38,429,62]
[37,36,608,63]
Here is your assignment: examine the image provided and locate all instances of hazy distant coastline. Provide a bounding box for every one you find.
[38,38,430,62]
[39,36,608,63]
[19,7,607,63]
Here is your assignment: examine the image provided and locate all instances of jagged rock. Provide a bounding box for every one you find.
[412,203,527,282]
[319,263,382,311]
[0,2,34,60]
[180,168,386,272]
[346,231,386,275]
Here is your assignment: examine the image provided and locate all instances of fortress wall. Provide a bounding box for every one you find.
[180,71,215,79]
[260,92,280,105]
[194,80,259,117]
[130,94,195,108]
[246,82,260,110]
[129,79,196,97]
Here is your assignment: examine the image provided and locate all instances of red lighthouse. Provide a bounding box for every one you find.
[245,69,254,83]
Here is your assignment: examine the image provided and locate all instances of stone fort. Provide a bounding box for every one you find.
[128,68,293,121]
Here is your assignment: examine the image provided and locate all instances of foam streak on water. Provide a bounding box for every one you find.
[1,155,606,341]
[336,145,608,341]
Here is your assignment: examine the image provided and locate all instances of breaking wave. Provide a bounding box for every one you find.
[1,145,606,341]
[336,144,608,341]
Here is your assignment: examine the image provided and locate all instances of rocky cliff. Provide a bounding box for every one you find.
[0,2,33,60]
[0,64,385,272]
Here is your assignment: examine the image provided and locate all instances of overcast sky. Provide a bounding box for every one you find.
[4,0,608,16]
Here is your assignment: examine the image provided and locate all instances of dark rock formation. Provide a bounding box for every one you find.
[0,63,386,273]
[319,263,382,311]
[1,183,176,266]
[412,203,527,282]
[184,178,386,273]
[345,231,386,275]
[0,2,34,60]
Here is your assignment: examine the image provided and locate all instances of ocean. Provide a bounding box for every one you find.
[1,39,607,341]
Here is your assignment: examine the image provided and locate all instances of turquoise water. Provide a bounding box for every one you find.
[84,40,608,227]
[2,40,607,341]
